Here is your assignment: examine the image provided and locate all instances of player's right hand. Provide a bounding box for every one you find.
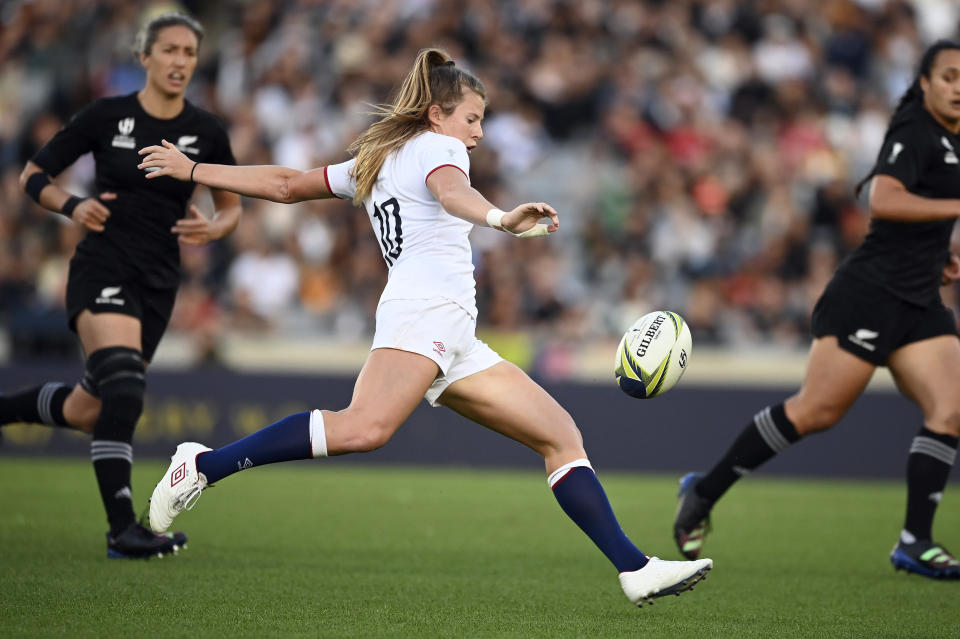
[72,192,115,232]
[137,139,193,181]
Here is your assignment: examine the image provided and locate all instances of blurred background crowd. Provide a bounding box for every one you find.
[2,0,960,375]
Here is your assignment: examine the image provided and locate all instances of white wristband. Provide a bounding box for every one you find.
[486,207,506,230]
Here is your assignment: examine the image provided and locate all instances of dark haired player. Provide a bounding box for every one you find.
[674,40,960,579]
[5,13,241,559]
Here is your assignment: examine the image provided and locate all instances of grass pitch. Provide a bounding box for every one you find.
[0,459,957,638]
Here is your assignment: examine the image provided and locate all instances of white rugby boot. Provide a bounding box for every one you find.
[147,442,212,533]
[618,556,713,607]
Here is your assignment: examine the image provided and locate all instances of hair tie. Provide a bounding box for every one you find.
[443,60,455,67]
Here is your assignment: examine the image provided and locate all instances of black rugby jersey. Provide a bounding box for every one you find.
[839,106,960,306]
[32,93,236,289]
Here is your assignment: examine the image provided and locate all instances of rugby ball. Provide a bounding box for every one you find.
[614,310,692,399]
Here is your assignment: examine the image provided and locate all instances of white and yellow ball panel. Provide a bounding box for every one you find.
[615,310,691,399]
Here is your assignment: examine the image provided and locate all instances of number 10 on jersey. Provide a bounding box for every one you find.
[372,197,402,265]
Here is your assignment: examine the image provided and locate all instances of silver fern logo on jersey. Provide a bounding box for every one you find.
[887,142,904,163]
[112,117,136,149]
[176,135,199,154]
[941,137,958,164]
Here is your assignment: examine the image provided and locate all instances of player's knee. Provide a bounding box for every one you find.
[536,411,585,460]
[338,430,391,453]
[946,411,960,437]
[63,387,101,432]
[356,417,398,451]
[789,400,841,435]
[86,346,146,441]
[930,410,960,438]
[555,412,583,449]
[334,409,397,452]
[65,404,99,433]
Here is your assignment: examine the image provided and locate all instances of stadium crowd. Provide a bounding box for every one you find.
[2,0,960,371]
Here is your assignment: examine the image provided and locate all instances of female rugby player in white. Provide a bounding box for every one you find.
[137,47,712,606]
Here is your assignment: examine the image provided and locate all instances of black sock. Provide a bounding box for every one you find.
[904,427,958,542]
[696,403,801,503]
[87,347,145,535]
[0,383,72,427]
[92,442,135,535]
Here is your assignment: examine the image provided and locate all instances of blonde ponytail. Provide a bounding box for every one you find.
[348,48,486,204]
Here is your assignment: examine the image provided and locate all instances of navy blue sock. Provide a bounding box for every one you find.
[551,464,648,572]
[196,411,313,484]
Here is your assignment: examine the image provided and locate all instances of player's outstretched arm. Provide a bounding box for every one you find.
[426,165,559,236]
[138,140,333,204]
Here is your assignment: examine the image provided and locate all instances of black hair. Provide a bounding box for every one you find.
[133,12,204,57]
[855,39,960,197]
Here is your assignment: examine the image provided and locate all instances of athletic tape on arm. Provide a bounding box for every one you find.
[486,208,550,238]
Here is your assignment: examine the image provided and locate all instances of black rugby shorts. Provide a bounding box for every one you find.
[65,258,177,362]
[811,273,958,366]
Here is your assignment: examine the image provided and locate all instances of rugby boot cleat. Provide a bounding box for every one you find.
[107,521,183,559]
[890,540,960,580]
[673,472,712,560]
[619,557,714,607]
[147,442,211,533]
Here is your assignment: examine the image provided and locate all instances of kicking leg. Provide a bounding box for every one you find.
[439,361,711,606]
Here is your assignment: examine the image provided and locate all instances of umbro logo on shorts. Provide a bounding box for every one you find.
[96,286,125,306]
[432,341,446,357]
[848,328,878,352]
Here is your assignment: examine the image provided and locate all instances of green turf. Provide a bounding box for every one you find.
[0,459,957,638]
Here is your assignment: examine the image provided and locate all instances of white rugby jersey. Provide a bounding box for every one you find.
[325,131,478,318]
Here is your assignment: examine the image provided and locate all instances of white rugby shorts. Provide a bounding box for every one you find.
[371,298,503,406]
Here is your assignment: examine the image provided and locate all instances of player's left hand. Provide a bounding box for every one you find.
[172,204,217,245]
[942,253,960,285]
[138,140,194,181]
